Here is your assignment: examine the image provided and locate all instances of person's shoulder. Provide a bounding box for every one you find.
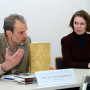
[86,33,90,40]
[26,36,31,43]
[61,32,74,43]
[0,33,6,48]
[0,33,5,38]
[0,33,5,42]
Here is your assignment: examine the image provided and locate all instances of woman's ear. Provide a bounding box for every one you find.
[6,30,12,38]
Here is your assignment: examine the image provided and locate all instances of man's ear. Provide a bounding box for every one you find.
[6,30,12,37]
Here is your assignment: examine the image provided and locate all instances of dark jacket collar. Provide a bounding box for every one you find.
[68,31,90,42]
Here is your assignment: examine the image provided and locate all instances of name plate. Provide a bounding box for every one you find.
[35,69,77,86]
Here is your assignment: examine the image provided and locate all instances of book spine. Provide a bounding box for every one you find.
[14,77,35,82]
[25,78,34,82]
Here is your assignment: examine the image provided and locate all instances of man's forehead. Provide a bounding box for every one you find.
[15,20,26,26]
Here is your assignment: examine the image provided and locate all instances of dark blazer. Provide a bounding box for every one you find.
[0,33,31,75]
[61,32,90,69]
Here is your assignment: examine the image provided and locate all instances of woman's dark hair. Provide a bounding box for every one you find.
[69,10,90,32]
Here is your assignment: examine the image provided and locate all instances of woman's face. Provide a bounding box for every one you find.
[73,16,87,35]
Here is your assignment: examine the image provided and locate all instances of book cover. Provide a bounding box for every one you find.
[15,74,35,79]
[29,43,51,73]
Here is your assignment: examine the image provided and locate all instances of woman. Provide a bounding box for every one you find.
[61,10,90,69]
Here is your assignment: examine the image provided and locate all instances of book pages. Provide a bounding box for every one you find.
[29,43,51,73]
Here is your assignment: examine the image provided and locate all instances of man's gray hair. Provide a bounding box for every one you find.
[3,14,26,36]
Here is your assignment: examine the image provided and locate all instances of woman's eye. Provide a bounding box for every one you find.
[81,23,86,25]
[74,22,78,25]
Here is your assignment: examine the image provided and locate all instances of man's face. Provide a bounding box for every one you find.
[11,20,28,45]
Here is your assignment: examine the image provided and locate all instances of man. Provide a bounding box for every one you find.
[0,14,31,75]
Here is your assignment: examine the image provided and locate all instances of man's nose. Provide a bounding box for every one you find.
[24,32,27,38]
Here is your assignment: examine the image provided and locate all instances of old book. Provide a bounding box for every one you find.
[29,43,51,73]
[14,74,36,84]
[14,77,34,82]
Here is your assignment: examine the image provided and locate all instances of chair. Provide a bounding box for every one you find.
[55,57,80,90]
[80,75,90,90]
[55,56,63,69]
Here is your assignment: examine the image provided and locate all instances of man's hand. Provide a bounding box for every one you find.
[1,48,24,71]
[50,67,56,70]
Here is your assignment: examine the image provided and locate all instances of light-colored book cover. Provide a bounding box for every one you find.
[29,43,51,73]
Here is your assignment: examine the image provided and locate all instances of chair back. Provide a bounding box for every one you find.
[55,57,63,69]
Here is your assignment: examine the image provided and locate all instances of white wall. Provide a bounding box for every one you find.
[0,0,89,67]
[88,0,90,12]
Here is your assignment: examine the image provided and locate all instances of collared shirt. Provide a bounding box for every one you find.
[6,39,17,56]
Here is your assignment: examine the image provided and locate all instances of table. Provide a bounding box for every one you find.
[0,69,90,90]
